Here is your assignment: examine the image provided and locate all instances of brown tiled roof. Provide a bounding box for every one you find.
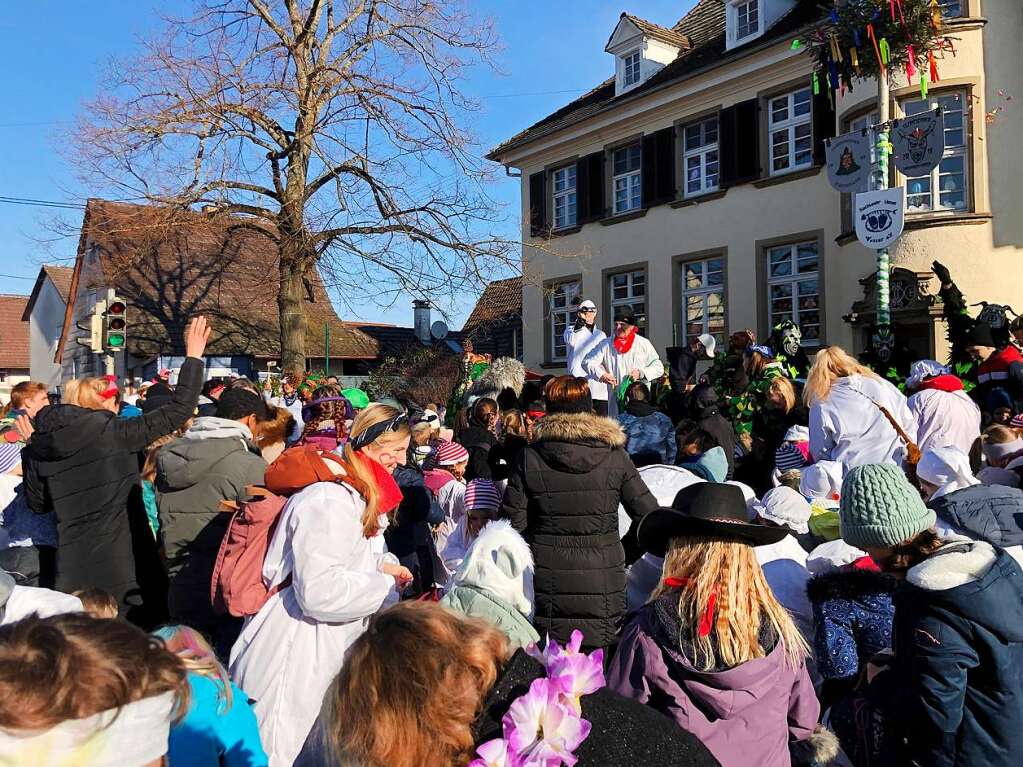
[488,0,821,160]
[58,200,383,362]
[615,13,691,50]
[462,277,523,335]
[21,265,74,321]
[0,295,30,370]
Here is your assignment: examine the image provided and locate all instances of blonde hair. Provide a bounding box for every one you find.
[72,589,118,619]
[343,403,410,538]
[154,625,233,710]
[803,346,879,406]
[767,376,798,413]
[63,377,116,410]
[322,602,509,767]
[652,536,809,670]
[983,424,1018,445]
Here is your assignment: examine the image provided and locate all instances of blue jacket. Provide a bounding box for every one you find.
[618,403,677,465]
[929,484,1023,548]
[880,542,1023,767]
[168,673,268,767]
[806,569,895,680]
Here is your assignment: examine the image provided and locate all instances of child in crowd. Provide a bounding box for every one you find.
[423,440,470,572]
[439,479,503,580]
[154,625,268,767]
[73,587,119,619]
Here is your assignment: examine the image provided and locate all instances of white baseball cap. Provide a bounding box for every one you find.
[697,333,717,357]
[578,299,597,310]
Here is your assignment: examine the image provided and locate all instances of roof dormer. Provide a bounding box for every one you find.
[725,0,797,51]
[605,13,689,97]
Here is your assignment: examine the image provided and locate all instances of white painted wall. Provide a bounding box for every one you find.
[28,277,67,390]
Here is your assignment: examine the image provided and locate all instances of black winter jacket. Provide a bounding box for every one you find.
[458,423,497,481]
[877,542,1023,767]
[385,464,445,597]
[500,412,658,649]
[687,385,735,480]
[474,650,720,767]
[24,357,203,626]
[928,484,1023,548]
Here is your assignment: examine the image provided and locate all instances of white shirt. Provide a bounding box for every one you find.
[1,586,82,625]
[584,333,665,417]
[908,387,981,456]
[564,324,609,402]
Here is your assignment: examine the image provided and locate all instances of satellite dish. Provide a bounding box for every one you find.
[431,320,449,340]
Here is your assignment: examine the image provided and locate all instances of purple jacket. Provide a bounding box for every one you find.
[607,597,819,767]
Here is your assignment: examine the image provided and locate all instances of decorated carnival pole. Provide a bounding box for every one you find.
[801,0,951,361]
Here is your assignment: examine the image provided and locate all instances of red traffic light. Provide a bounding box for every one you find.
[108,301,126,315]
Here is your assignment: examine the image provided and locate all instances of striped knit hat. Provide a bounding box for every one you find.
[435,440,469,466]
[775,442,809,473]
[1011,413,1023,429]
[464,479,502,511]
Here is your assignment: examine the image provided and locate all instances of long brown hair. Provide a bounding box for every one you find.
[322,602,509,767]
[0,613,189,730]
[343,403,410,537]
[653,535,809,670]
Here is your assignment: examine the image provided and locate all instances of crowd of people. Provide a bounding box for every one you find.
[2,302,1023,767]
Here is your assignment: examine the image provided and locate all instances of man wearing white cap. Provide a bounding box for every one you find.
[563,298,610,415]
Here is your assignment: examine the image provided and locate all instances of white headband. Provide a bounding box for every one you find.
[0,691,174,767]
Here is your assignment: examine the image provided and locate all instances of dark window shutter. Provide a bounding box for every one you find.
[576,152,605,224]
[641,127,677,207]
[720,100,760,187]
[812,90,837,166]
[528,171,547,236]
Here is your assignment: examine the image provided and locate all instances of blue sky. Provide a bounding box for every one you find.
[0,0,695,326]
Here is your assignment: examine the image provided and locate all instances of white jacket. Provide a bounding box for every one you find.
[1,586,82,625]
[755,534,813,642]
[229,482,396,767]
[584,333,665,417]
[809,374,918,474]
[564,324,609,402]
[908,387,981,456]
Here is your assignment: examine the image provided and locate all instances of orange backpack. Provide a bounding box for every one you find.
[210,445,352,617]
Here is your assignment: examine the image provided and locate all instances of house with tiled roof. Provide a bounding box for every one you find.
[22,265,74,389]
[58,199,455,384]
[488,0,1022,370]
[461,276,523,360]
[0,294,30,400]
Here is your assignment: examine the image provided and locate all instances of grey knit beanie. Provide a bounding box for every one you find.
[839,463,935,548]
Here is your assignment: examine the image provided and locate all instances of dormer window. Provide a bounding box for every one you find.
[623,50,641,87]
[736,0,759,39]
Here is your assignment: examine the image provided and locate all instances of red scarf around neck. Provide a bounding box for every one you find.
[350,452,404,519]
[916,374,964,393]
[614,326,639,354]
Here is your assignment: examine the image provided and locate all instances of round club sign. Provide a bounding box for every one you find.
[854,187,906,250]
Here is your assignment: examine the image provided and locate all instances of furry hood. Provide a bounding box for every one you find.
[806,569,897,604]
[906,536,997,591]
[533,412,626,449]
[469,357,527,400]
[450,519,535,618]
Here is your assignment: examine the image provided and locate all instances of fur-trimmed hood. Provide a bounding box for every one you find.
[534,412,626,448]
[806,569,898,604]
[450,519,534,618]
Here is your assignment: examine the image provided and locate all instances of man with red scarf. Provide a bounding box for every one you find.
[584,306,664,418]
[906,359,982,458]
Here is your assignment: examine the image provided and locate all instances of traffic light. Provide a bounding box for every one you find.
[104,297,127,352]
[75,298,105,353]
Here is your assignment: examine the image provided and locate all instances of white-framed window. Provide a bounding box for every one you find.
[681,257,726,346]
[548,279,581,361]
[736,0,759,39]
[769,88,814,175]
[938,0,963,18]
[612,144,643,214]
[552,165,577,230]
[683,117,720,197]
[623,50,641,87]
[766,241,821,344]
[608,269,647,332]
[900,90,969,214]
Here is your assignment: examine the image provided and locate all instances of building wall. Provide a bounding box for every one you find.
[29,278,67,390]
[506,4,1019,371]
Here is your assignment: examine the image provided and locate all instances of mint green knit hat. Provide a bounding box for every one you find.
[839,464,935,548]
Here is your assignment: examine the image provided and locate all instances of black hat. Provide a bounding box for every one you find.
[966,322,996,348]
[613,306,637,325]
[216,388,269,421]
[637,483,787,556]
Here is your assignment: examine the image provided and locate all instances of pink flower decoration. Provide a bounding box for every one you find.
[469,738,519,767]
[503,678,591,767]
[547,649,605,715]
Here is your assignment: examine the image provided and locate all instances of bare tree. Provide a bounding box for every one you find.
[72,0,515,372]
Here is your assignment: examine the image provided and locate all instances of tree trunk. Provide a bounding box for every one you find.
[278,258,308,375]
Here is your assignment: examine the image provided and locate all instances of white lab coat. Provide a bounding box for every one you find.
[809,374,918,474]
[229,482,396,767]
[584,333,665,417]
[564,324,609,403]
[908,387,981,456]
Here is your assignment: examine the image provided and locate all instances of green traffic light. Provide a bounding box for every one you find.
[107,334,126,348]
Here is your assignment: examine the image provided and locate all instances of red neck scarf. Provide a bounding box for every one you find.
[915,374,964,393]
[614,326,639,354]
[351,452,404,519]
[663,577,717,637]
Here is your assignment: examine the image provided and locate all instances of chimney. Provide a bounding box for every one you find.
[413,300,432,345]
